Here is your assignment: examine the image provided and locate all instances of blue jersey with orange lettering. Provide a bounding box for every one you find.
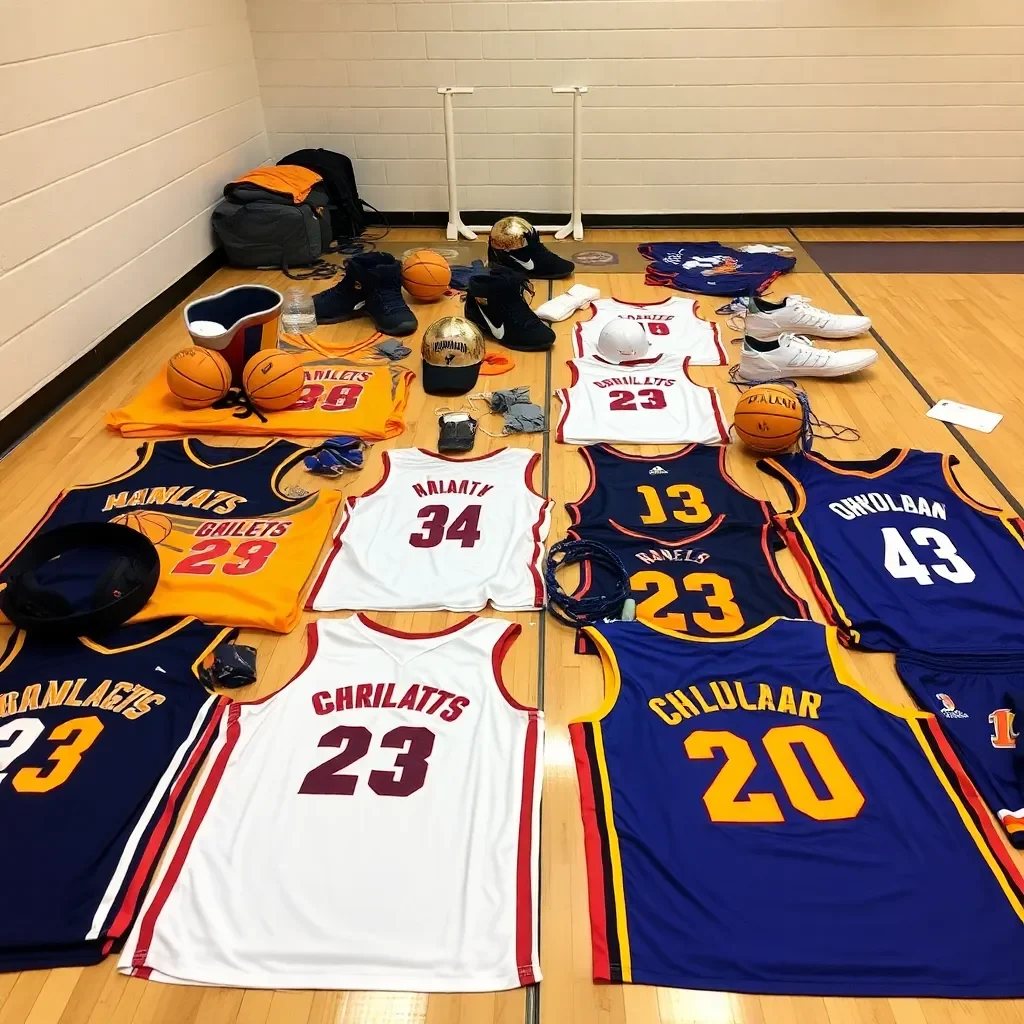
[0,617,230,971]
[761,448,1024,653]
[570,617,1024,995]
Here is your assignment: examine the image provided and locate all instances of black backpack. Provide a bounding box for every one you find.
[279,148,375,243]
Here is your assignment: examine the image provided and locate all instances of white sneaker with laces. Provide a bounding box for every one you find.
[740,295,872,340]
[737,333,877,381]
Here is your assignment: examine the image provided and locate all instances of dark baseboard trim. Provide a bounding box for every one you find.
[374,211,1024,229]
[1,249,224,457]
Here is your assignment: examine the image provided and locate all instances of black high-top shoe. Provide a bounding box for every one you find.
[364,259,417,336]
[312,252,390,324]
[464,267,555,351]
[487,229,575,280]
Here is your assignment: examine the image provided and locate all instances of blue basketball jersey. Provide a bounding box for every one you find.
[570,617,1024,996]
[761,448,1024,653]
[897,649,1024,849]
[569,520,807,651]
[0,617,230,971]
[639,242,795,296]
[568,444,770,536]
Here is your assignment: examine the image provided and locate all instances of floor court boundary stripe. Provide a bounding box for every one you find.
[790,229,1024,519]
[526,279,553,1024]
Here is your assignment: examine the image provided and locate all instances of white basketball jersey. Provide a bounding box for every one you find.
[573,297,726,365]
[309,447,552,611]
[555,353,729,446]
[119,614,543,991]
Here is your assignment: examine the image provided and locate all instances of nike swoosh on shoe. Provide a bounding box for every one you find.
[508,255,535,270]
[478,308,505,339]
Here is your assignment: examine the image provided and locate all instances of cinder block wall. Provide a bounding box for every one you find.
[250,0,1024,216]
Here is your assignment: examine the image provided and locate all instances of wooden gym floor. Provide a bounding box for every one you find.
[3,226,1024,1024]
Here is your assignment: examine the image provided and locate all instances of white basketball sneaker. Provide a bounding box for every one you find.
[737,333,878,381]
[741,294,872,340]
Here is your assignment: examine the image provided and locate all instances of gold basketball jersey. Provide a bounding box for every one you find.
[106,354,413,439]
[2,440,340,633]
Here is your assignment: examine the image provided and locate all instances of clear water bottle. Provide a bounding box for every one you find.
[281,287,317,334]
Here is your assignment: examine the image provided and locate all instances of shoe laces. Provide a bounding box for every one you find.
[785,296,835,330]
[489,270,539,325]
[371,269,408,314]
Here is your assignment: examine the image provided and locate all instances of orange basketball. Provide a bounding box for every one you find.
[732,384,805,453]
[110,510,174,545]
[402,249,451,301]
[166,347,231,408]
[242,350,305,411]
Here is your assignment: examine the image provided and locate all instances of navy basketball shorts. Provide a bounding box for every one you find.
[897,649,1024,848]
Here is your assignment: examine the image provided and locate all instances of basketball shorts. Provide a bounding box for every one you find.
[896,649,1024,848]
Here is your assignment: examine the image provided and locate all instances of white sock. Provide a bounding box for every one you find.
[536,284,601,322]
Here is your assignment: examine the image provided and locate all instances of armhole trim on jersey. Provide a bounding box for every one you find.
[524,451,544,498]
[709,319,728,365]
[941,455,1007,517]
[189,627,238,680]
[492,622,535,711]
[708,386,729,444]
[555,389,571,445]
[774,516,857,640]
[825,627,923,719]
[572,628,623,723]
[358,451,393,498]
[528,498,553,608]
[270,442,315,501]
[573,320,585,357]
[760,525,810,619]
[80,616,199,656]
[305,503,353,609]
[565,447,597,527]
[756,458,805,517]
[0,630,25,673]
[67,442,156,493]
[718,446,769,517]
[235,621,321,706]
[911,714,1024,924]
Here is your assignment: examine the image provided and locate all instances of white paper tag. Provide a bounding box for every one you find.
[926,399,1003,433]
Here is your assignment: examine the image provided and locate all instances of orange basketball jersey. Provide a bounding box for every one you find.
[107,354,413,439]
[2,440,340,633]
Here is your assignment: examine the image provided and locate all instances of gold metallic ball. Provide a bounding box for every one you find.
[422,316,485,367]
[490,215,533,251]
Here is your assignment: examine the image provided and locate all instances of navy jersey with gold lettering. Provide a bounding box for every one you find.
[2,439,340,632]
[569,520,807,651]
[0,617,230,971]
[568,444,770,536]
[761,448,1024,653]
[570,617,1024,995]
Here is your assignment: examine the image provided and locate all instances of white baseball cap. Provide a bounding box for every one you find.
[597,319,651,363]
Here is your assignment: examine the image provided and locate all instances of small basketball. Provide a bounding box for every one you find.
[242,350,305,411]
[110,510,173,545]
[166,347,231,408]
[402,250,451,301]
[732,384,805,453]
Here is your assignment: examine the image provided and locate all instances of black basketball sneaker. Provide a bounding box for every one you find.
[487,229,575,280]
[313,253,417,335]
[464,268,555,351]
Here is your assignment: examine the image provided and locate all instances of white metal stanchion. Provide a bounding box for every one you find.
[438,86,477,241]
[438,84,587,240]
[551,86,586,240]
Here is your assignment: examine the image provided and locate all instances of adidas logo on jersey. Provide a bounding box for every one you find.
[649,466,668,475]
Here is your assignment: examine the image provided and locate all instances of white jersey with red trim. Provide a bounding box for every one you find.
[573,296,727,365]
[309,447,552,611]
[119,614,543,992]
[556,354,729,446]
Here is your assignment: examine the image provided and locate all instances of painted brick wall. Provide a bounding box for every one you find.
[0,0,268,421]
[251,0,1024,216]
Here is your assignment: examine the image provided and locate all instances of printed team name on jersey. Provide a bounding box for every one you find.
[620,314,674,323]
[102,487,247,515]
[0,679,166,720]
[312,683,470,721]
[593,374,677,389]
[304,368,373,383]
[194,519,293,539]
[828,492,947,521]
[411,478,494,498]
[648,679,822,726]
[633,546,711,566]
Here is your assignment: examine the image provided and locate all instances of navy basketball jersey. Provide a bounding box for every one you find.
[0,617,230,971]
[567,444,770,536]
[897,649,1024,849]
[2,439,340,632]
[570,617,1024,996]
[761,448,1024,653]
[570,520,806,651]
